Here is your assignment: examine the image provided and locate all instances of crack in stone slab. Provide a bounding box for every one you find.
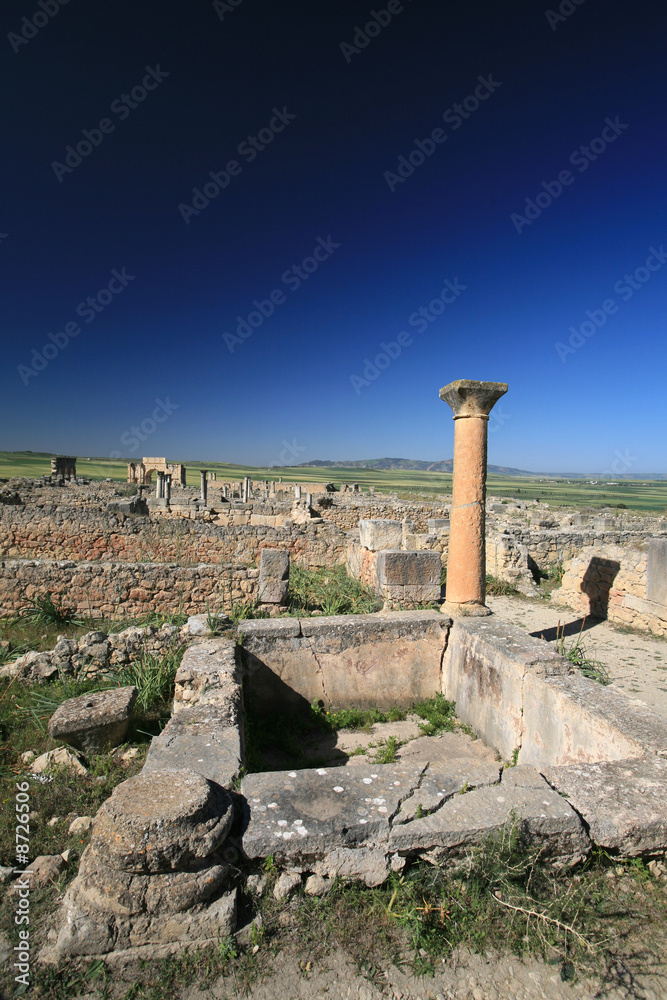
[306,638,331,706]
[393,764,503,826]
[386,764,430,829]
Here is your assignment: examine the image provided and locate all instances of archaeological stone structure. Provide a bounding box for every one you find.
[439,379,507,612]
[50,455,77,481]
[127,456,187,487]
[1,377,667,971]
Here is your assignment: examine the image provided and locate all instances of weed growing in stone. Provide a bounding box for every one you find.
[287,564,381,616]
[485,574,519,596]
[118,646,185,711]
[411,693,456,735]
[555,620,610,685]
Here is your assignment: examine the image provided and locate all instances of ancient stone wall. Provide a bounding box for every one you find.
[0,504,348,568]
[0,559,263,618]
[553,541,667,637]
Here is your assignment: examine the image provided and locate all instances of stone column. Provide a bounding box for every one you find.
[306,492,313,508]
[200,470,208,504]
[294,485,302,500]
[439,379,507,611]
[164,475,171,504]
[155,472,163,500]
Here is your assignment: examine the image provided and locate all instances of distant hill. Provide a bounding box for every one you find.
[297,458,539,476]
[296,459,667,480]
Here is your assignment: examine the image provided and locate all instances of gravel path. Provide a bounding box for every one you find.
[487,593,667,720]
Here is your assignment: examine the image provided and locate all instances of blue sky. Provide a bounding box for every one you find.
[1,0,665,473]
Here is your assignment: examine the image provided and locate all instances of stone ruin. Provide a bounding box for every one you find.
[127,456,187,487]
[24,379,667,965]
[50,455,76,481]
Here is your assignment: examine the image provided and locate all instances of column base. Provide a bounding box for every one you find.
[441,601,492,618]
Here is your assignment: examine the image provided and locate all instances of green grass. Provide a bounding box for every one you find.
[286,564,382,616]
[485,574,520,597]
[117,646,186,712]
[2,451,666,511]
[556,621,610,685]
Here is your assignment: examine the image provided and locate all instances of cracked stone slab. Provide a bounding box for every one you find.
[544,754,667,854]
[388,766,589,864]
[393,761,501,824]
[241,763,425,861]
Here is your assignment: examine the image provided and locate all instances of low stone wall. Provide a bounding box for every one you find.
[0,559,259,618]
[553,541,667,637]
[0,622,183,682]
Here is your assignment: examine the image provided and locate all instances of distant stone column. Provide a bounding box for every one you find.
[200,470,208,504]
[306,492,313,508]
[155,473,163,500]
[295,485,302,500]
[439,379,507,611]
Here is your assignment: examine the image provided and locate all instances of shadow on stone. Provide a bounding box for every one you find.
[581,557,621,619]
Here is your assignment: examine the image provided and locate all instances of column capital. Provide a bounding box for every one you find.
[439,379,507,418]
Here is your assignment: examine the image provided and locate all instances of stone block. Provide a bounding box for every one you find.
[48,686,137,754]
[544,755,667,855]
[258,548,289,604]
[144,705,244,789]
[388,768,589,864]
[359,519,403,552]
[240,611,451,713]
[520,671,667,769]
[594,516,614,530]
[647,537,667,607]
[376,550,441,596]
[442,617,569,761]
[427,518,450,533]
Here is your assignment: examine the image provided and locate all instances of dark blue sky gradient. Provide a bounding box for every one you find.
[1,0,665,472]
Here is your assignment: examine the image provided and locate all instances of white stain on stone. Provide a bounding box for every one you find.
[316,768,328,776]
[333,786,344,793]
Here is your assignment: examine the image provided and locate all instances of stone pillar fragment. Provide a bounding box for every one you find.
[439,379,507,611]
[165,475,171,504]
[155,472,163,500]
[200,470,208,504]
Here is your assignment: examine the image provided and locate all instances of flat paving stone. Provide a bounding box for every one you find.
[241,759,501,862]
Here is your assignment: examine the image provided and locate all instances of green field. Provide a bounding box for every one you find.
[1,452,666,512]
